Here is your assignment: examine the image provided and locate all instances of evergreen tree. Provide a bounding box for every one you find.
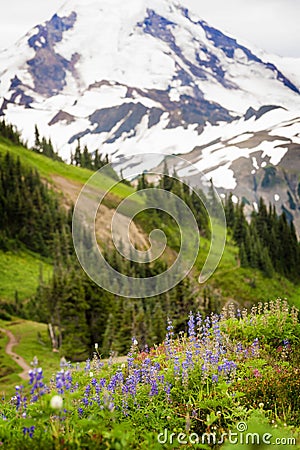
[34,125,41,151]
[137,173,148,191]
[225,193,235,229]
[74,140,82,166]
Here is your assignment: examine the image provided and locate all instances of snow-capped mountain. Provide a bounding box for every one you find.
[0,0,300,225]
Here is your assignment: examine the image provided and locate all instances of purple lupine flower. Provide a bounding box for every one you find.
[283,339,289,348]
[212,374,218,383]
[196,312,202,335]
[157,374,165,384]
[133,368,141,384]
[164,382,172,401]
[251,338,259,356]
[108,402,114,411]
[211,314,221,338]
[201,317,210,345]
[55,370,72,394]
[91,378,97,386]
[122,398,129,416]
[22,426,35,438]
[78,407,83,417]
[153,362,161,371]
[204,349,212,365]
[82,398,89,406]
[173,355,180,377]
[218,360,237,378]
[184,350,194,370]
[108,369,124,394]
[29,368,46,401]
[165,318,174,357]
[204,316,211,330]
[209,353,219,366]
[107,376,117,393]
[149,377,158,396]
[82,384,93,407]
[166,318,174,335]
[85,384,91,397]
[84,359,91,372]
[127,354,134,370]
[99,378,106,388]
[95,383,101,395]
[236,343,243,353]
[125,374,138,397]
[188,312,196,342]
[70,382,79,393]
[141,358,151,384]
[15,385,26,412]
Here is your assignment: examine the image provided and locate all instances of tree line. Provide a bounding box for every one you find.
[0,120,24,146]
[0,151,72,256]
[225,194,300,280]
[0,151,205,360]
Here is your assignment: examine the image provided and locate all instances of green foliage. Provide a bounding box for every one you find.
[0,120,23,146]
[234,365,300,426]
[223,410,297,449]
[32,125,62,162]
[0,250,51,302]
[222,299,300,347]
[0,132,136,201]
[135,169,210,252]
[0,304,299,448]
[0,152,72,257]
[70,138,119,180]
[0,320,61,395]
[225,195,300,280]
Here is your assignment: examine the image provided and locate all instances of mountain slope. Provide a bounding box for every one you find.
[0,0,299,163]
[151,107,300,230]
[0,138,299,309]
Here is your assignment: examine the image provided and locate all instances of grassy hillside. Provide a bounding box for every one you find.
[1,302,299,449]
[0,319,61,395]
[0,136,300,395]
[0,137,299,308]
[0,330,22,395]
[196,236,300,309]
[0,251,52,302]
[0,138,138,304]
[0,137,136,200]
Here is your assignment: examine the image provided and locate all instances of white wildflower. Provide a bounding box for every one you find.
[50,395,63,410]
